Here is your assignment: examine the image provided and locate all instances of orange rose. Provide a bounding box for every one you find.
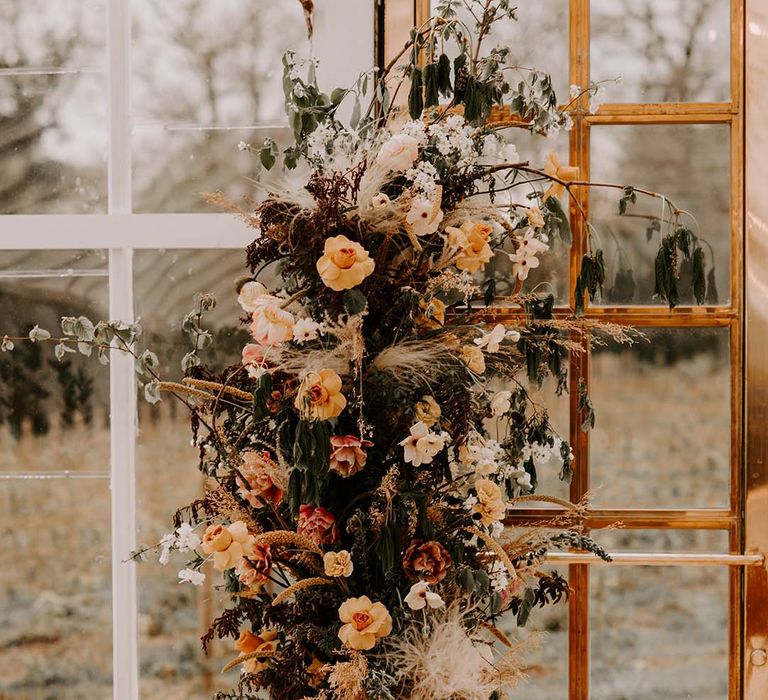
[294,369,347,421]
[337,596,393,650]
[237,629,280,674]
[316,235,375,291]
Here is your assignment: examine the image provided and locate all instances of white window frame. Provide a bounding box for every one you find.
[0,1,375,698]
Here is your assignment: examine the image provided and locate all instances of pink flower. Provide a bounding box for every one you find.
[237,451,284,508]
[298,505,339,546]
[242,343,267,378]
[249,297,294,345]
[329,435,373,477]
[235,543,272,589]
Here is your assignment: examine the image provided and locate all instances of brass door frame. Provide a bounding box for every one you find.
[381,0,757,697]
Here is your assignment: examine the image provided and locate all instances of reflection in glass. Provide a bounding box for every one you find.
[590,327,730,508]
[0,73,107,214]
[590,124,730,306]
[134,249,248,699]
[591,0,730,103]
[591,566,728,700]
[0,250,108,274]
[0,272,109,471]
[0,477,112,699]
[132,126,289,213]
[596,528,729,554]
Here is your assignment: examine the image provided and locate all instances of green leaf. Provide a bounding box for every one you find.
[28,325,51,342]
[252,372,273,421]
[330,87,347,106]
[343,288,368,315]
[544,196,571,244]
[706,267,719,305]
[259,138,278,171]
[437,53,452,95]
[144,380,162,404]
[691,247,706,304]
[181,352,201,371]
[618,186,636,215]
[408,65,424,120]
[424,63,439,108]
[483,278,496,308]
[350,97,361,129]
[577,377,595,432]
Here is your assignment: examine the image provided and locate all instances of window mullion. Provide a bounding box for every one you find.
[107,0,138,697]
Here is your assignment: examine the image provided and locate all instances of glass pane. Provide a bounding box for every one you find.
[500,566,568,699]
[0,250,108,274]
[0,272,110,472]
[591,566,728,700]
[590,124,730,306]
[488,129,572,305]
[596,528,729,553]
[0,476,112,698]
[0,73,107,214]
[590,327,730,508]
[591,0,731,103]
[132,0,310,124]
[0,0,105,68]
[132,125,289,213]
[134,249,248,698]
[430,0,570,103]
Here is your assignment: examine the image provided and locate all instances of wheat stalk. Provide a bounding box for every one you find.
[464,525,519,581]
[221,650,282,674]
[182,377,254,401]
[271,577,333,606]
[479,621,514,648]
[251,530,324,556]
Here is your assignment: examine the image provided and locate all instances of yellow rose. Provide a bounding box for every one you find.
[316,235,375,291]
[294,368,347,420]
[414,395,441,427]
[201,521,254,571]
[543,151,580,200]
[473,477,507,525]
[461,345,486,374]
[338,596,393,650]
[446,221,494,274]
[323,550,354,577]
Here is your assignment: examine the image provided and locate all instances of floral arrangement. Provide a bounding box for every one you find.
[1,2,715,699]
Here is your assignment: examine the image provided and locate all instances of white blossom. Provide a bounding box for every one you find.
[293,318,322,343]
[175,523,201,552]
[474,324,507,353]
[178,568,206,586]
[400,422,448,466]
[405,581,445,610]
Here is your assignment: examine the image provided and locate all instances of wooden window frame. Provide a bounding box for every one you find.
[388,1,758,697]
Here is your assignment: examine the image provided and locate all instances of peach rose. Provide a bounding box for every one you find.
[298,505,339,546]
[337,596,393,650]
[235,543,272,589]
[543,151,580,200]
[323,550,354,577]
[237,629,280,674]
[329,435,373,477]
[201,521,254,571]
[446,221,494,273]
[294,369,347,421]
[473,477,507,525]
[316,235,375,291]
[237,450,284,508]
[461,345,486,374]
[402,540,452,584]
[249,298,295,346]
